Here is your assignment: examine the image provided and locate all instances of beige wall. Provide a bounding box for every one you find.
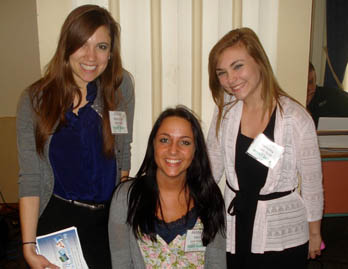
[0,118,19,203]
[36,1,72,73]
[0,0,41,202]
[0,0,41,116]
[276,0,312,105]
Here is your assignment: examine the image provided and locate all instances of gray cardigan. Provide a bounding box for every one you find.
[108,181,227,269]
[16,70,135,216]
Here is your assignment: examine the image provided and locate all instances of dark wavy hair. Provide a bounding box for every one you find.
[125,105,225,246]
[29,5,123,157]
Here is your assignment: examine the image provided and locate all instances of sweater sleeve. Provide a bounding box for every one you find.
[16,90,42,198]
[204,230,227,269]
[206,106,225,184]
[296,112,324,222]
[116,70,135,172]
[108,181,135,268]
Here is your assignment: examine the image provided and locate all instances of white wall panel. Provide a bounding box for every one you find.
[201,0,233,135]
[219,0,233,36]
[201,0,219,134]
[72,0,108,9]
[192,0,202,115]
[258,0,279,72]
[162,0,180,109]
[242,0,260,33]
[242,0,279,73]
[118,0,153,175]
[177,0,193,109]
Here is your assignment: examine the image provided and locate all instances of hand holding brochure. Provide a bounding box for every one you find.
[36,227,88,269]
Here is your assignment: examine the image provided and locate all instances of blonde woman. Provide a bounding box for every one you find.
[207,28,323,269]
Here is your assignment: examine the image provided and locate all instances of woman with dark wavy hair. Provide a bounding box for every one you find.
[17,5,134,268]
[109,106,226,268]
[207,27,323,268]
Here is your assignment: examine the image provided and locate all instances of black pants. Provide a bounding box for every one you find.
[226,242,309,269]
[37,195,111,269]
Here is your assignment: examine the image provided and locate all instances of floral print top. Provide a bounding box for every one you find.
[138,218,205,268]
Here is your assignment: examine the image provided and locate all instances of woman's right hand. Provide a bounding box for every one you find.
[23,244,60,269]
[20,197,58,268]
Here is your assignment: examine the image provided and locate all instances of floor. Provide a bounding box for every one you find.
[0,207,347,269]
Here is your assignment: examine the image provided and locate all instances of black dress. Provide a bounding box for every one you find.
[234,109,276,255]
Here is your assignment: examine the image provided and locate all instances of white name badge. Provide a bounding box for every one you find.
[246,133,284,169]
[184,229,206,252]
[109,111,128,134]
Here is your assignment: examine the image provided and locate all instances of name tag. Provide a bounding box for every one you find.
[109,111,128,134]
[184,229,206,252]
[246,133,284,169]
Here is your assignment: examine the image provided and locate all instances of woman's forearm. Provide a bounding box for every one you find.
[309,220,321,236]
[308,220,322,259]
[20,196,40,243]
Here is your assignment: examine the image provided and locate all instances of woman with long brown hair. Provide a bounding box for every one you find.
[16,5,134,268]
[207,27,323,268]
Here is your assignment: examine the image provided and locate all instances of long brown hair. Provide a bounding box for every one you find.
[208,27,291,134]
[29,5,123,157]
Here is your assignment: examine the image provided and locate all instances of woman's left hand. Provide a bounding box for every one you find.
[308,232,322,259]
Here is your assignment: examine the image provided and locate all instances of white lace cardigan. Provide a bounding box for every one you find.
[207,95,323,254]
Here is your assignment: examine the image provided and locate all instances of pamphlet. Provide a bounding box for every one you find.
[36,226,88,269]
